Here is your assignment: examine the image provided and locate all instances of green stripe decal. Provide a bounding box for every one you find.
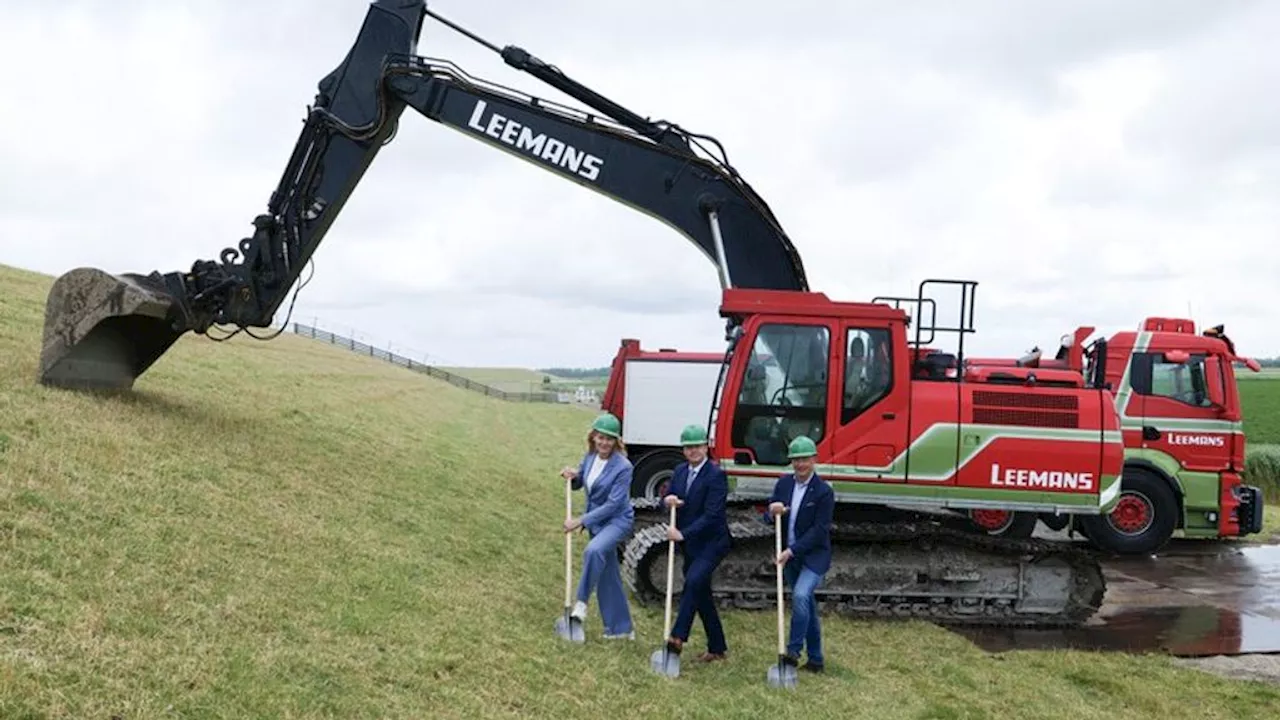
[723,422,1121,483]
[722,474,1121,514]
[824,479,1114,505]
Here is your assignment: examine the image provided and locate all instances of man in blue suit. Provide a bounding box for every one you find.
[763,435,833,672]
[662,424,732,663]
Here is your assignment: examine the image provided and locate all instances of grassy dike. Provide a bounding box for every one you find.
[1,263,1278,718]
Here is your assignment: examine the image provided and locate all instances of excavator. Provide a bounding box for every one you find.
[35,1,1118,628]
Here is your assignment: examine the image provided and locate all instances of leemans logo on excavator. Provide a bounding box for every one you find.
[467,99,604,181]
[989,463,1095,491]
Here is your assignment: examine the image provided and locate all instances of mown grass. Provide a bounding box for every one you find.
[2,262,1280,718]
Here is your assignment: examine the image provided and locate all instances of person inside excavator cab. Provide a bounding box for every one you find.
[843,337,866,403]
[844,331,891,422]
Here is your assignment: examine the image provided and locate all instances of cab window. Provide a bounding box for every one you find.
[1130,352,1213,407]
[842,327,892,423]
[731,323,829,465]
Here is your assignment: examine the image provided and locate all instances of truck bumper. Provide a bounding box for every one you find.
[1237,485,1265,536]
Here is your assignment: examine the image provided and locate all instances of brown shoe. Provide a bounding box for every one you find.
[697,652,727,662]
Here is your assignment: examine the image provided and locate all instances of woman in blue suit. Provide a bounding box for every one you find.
[559,412,636,640]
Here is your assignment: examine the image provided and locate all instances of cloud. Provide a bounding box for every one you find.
[1,0,1276,373]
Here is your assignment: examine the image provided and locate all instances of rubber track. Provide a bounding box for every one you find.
[621,505,1106,629]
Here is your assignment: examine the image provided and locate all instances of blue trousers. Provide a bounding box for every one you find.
[576,522,633,635]
[783,562,824,665]
[671,548,728,653]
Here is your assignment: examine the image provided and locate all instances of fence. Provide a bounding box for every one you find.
[289,322,561,403]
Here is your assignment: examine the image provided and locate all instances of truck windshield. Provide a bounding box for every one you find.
[1151,354,1213,407]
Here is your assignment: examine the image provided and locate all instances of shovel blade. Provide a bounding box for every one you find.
[554,614,585,643]
[649,648,681,678]
[767,662,798,689]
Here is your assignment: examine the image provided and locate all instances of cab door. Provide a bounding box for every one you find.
[724,319,835,471]
[1133,350,1232,472]
[825,320,909,483]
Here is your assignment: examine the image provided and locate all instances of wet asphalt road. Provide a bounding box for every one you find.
[953,537,1280,658]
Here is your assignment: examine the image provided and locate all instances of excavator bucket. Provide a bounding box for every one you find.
[38,267,187,391]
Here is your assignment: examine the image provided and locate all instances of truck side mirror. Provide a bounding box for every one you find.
[1205,356,1227,409]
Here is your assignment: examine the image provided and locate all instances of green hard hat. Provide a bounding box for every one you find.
[680,424,709,446]
[591,412,622,438]
[787,435,817,459]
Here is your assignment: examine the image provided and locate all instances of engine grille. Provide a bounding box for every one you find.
[972,390,1080,428]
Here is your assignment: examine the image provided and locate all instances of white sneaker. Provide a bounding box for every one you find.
[603,631,635,640]
[571,601,588,620]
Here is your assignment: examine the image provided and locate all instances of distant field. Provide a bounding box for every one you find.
[437,366,557,393]
[1228,374,1279,501]
[1238,366,1280,380]
[440,366,609,395]
[1241,376,1280,445]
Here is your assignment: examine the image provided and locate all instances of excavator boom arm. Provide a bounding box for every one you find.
[37,0,807,390]
[392,55,808,291]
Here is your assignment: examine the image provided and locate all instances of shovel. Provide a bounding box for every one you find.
[554,474,585,643]
[766,510,797,689]
[649,501,681,678]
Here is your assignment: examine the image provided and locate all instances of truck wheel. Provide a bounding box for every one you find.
[1079,469,1178,555]
[631,451,683,503]
[967,509,1037,539]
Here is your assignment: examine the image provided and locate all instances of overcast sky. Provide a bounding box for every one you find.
[2,0,1277,368]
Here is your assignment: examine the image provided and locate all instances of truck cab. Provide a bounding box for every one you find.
[1072,317,1265,553]
[966,316,1266,553]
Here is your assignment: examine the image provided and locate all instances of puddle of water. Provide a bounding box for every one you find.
[953,605,1280,657]
[1101,544,1280,619]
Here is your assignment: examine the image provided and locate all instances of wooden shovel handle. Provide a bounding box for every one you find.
[565,475,573,608]
[663,502,677,637]
[775,511,785,655]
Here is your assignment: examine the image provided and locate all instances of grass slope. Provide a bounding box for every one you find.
[1,262,1279,718]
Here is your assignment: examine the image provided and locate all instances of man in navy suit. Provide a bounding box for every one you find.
[662,424,732,662]
[763,435,833,672]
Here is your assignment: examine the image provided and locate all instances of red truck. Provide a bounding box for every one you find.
[605,316,1265,555]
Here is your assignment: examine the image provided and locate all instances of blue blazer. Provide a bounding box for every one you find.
[668,460,731,559]
[761,473,834,575]
[572,451,635,535]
